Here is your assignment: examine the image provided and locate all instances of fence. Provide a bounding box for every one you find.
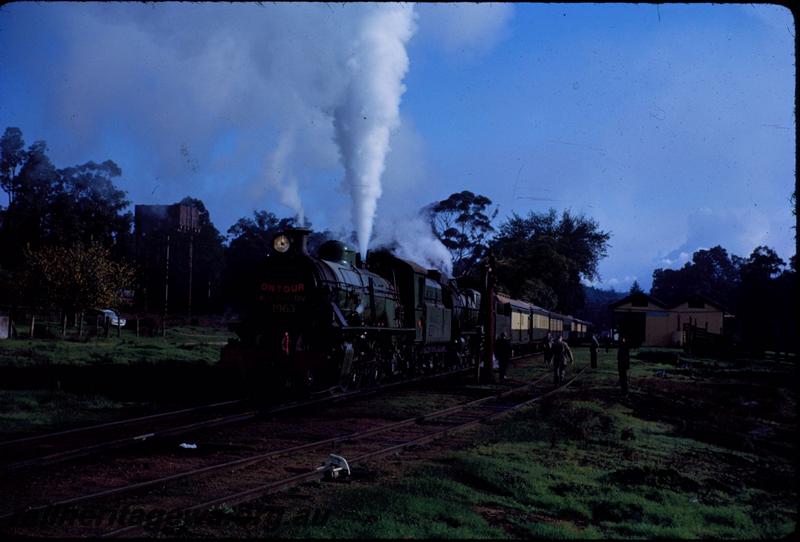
[0,307,229,341]
[683,324,731,357]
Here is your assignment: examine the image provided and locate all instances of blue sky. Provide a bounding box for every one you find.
[0,3,795,291]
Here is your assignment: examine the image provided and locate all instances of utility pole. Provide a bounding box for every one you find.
[163,233,170,337]
[480,251,496,384]
[187,231,194,323]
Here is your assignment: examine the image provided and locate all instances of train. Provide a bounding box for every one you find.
[221,228,592,393]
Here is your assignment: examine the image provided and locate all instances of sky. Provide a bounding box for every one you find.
[0,2,795,291]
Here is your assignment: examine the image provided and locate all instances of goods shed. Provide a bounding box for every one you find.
[610,293,672,347]
[611,292,732,347]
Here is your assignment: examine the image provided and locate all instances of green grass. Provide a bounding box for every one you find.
[0,389,141,436]
[255,351,796,539]
[0,326,234,367]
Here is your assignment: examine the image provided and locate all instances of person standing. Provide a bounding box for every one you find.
[495,332,512,382]
[552,335,573,386]
[543,333,553,367]
[617,336,630,396]
[590,334,599,369]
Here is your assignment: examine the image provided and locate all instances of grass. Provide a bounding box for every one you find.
[240,348,796,539]
[0,325,234,367]
[0,389,142,436]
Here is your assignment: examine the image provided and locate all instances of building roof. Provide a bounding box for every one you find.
[668,292,731,313]
[609,292,668,310]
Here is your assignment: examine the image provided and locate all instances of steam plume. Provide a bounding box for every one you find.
[266,130,304,224]
[334,5,416,258]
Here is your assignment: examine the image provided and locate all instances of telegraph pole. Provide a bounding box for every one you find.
[480,251,496,384]
[187,231,194,322]
[163,233,170,337]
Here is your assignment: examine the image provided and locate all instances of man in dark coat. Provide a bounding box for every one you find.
[551,335,573,386]
[543,333,553,366]
[590,334,599,368]
[617,336,630,396]
[495,332,512,382]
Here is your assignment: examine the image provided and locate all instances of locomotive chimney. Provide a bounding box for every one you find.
[285,228,311,256]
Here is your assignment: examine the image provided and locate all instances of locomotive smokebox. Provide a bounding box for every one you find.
[272,228,311,256]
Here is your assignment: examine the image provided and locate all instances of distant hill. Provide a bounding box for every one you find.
[575,285,625,335]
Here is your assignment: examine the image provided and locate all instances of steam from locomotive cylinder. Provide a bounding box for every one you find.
[333,4,416,259]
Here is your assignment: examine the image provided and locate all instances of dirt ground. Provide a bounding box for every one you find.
[171,350,796,538]
[4,350,796,538]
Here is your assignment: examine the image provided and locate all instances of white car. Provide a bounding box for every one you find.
[99,309,126,327]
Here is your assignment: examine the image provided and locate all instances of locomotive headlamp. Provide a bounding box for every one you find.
[273,234,291,253]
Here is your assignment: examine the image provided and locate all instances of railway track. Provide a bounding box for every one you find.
[1,362,585,538]
[0,366,474,473]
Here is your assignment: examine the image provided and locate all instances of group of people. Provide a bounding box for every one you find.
[496,331,630,396]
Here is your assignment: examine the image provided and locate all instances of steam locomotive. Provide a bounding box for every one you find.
[221,228,591,393]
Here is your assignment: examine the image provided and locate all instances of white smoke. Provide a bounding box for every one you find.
[333,5,417,258]
[6,3,425,254]
[265,130,304,224]
[373,214,453,276]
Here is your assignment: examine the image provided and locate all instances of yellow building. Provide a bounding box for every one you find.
[611,293,731,347]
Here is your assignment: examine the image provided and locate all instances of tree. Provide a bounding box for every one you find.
[1,128,134,270]
[23,241,135,333]
[0,138,59,268]
[0,127,25,204]
[651,246,740,307]
[629,280,644,295]
[490,209,611,313]
[49,160,133,251]
[427,190,498,278]
[736,246,787,354]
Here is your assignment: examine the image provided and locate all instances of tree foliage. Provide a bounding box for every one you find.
[651,246,741,308]
[0,127,133,270]
[427,190,498,278]
[490,209,611,314]
[50,160,132,252]
[628,280,644,295]
[736,246,791,353]
[0,127,25,204]
[23,241,135,314]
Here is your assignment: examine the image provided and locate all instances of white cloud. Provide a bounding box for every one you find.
[659,251,690,268]
[414,3,514,53]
